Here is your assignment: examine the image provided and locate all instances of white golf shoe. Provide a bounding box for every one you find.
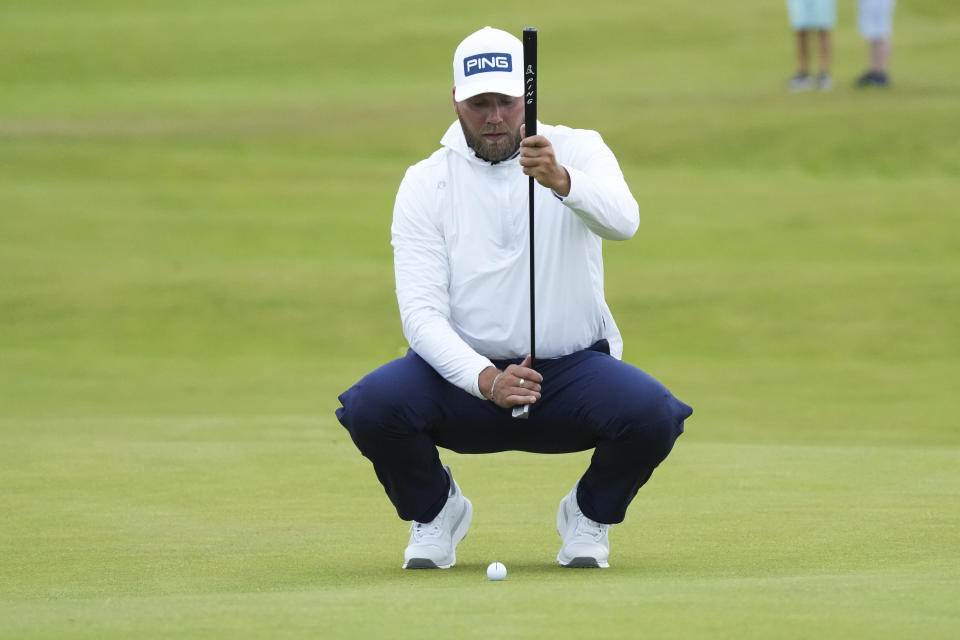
[556,485,611,568]
[402,466,472,569]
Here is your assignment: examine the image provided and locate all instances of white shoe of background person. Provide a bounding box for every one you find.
[788,71,816,91]
[556,484,611,568]
[402,466,472,569]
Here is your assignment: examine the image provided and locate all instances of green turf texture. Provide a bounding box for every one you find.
[2,1,958,638]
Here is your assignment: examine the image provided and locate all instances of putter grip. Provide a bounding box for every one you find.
[523,27,537,136]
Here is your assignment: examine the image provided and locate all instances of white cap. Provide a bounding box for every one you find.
[453,27,524,102]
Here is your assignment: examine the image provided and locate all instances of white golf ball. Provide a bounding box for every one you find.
[486,561,507,581]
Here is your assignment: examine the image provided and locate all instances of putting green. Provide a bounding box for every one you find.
[2,1,958,638]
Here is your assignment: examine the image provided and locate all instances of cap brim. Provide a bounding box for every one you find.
[454,76,524,102]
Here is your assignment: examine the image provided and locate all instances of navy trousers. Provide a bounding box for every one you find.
[335,341,692,525]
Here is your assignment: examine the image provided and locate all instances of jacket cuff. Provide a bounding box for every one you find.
[555,165,585,206]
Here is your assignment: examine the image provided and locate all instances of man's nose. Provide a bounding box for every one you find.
[485,104,503,123]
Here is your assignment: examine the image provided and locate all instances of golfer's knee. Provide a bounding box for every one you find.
[336,381,407,446]
[618,393,691,461]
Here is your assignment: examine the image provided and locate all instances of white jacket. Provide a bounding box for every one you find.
[392,120,640,398]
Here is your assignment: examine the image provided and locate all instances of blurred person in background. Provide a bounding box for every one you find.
[855,0,896,87]
[786,0,836,91]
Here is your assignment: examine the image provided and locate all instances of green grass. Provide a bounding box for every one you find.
[2,1,959,638]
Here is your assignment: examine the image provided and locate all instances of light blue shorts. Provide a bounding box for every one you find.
[787,0,837,30]
[858,0,896,40]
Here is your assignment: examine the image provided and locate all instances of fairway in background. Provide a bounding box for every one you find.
[1,1,958,638]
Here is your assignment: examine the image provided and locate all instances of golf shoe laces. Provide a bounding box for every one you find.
[409,512,445,542]
[573,510,610,541]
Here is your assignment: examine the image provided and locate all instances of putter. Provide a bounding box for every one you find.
[512,26,537,420]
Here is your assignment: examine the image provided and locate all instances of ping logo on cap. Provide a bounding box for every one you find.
[463,52,512,76]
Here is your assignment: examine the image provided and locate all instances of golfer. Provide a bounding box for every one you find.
[336,26,693,569]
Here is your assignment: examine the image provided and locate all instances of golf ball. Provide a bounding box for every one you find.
[486,561,507,581]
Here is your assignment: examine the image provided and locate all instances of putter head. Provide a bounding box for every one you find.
[511,404,531,420]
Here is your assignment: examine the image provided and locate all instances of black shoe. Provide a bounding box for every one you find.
[855,70,891,88]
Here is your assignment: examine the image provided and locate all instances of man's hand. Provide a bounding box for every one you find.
[479,355,543,409]
[519,124,570,197]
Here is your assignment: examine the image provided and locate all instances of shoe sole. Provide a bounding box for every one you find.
[402,498,473,570]
[403,558,442,569]
[559,556,609,569]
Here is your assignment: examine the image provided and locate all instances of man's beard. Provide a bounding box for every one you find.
[458,115,521,164]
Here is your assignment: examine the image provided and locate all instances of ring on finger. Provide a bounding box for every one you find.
[519,378,526,387]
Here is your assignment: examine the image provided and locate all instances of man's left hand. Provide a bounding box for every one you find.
[519,124,570,197]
